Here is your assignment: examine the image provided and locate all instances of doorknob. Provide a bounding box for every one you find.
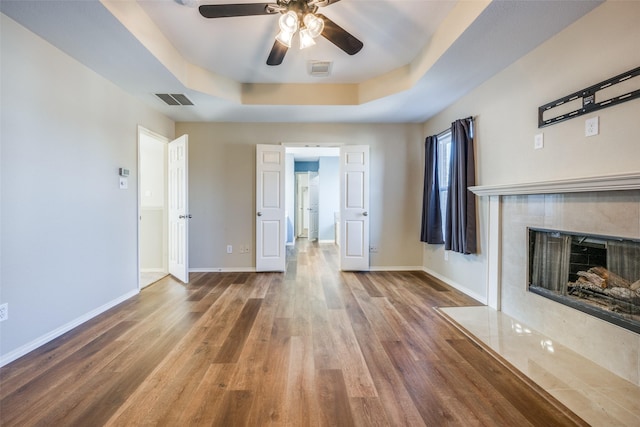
[363,211,368,216]
[257,212,263,216]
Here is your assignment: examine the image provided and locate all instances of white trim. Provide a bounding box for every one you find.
[318,240,336,244]
[281,142,345,148]
[369,266,424,272]
[0,289,138,367]
[486,195,501,310]
[469,172,640,196]
[140,268,165,273]
[422,266,488,305]
[190,267,257,273]
[191,266,425,273]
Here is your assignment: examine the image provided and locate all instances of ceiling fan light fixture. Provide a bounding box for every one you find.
[275,29,294,48]
[303,13,324,38]
[278,10,299,33]
[299,28,316,49]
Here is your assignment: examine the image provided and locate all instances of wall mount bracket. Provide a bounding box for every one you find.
[538,66,640,128]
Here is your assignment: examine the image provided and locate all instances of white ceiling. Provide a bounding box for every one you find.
[0,0,602,123]
[138,0,456,84]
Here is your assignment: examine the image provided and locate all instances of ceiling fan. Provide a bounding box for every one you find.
[199,0,363,66]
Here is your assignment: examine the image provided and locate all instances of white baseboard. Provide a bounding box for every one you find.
[368,266,424,272]
[190,267,257,273]
[318,240,336,244]
[0,289,139,368]
[422,266,487,305]
[140,268,165,273]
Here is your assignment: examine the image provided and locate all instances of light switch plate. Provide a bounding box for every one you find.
[585,116,599,137]
[534,133,544,150]
[119,177,128,189]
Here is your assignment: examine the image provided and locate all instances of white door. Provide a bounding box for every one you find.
[340,146,369,271]
[256,144,286,272]
[168,135,189,283]
[308,171,319,241]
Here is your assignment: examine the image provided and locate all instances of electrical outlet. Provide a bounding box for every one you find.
[369,245,378,253]
[0,303,8,322]
[226,245,233,254]
[534,133,544,150]
[585,116,599,137]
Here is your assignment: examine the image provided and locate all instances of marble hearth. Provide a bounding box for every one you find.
[470,173,640,386]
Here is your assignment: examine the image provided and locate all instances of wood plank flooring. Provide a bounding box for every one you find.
[0,240,587,426]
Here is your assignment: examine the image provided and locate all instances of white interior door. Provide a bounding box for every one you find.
[168,134,189,283]
[308,171,319,241]
[340,145,369,271]
[256,144,286,272]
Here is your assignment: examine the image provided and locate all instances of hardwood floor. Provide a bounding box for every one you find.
[0,240,587,426]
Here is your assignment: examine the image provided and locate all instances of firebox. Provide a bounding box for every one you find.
[528,228,640,334]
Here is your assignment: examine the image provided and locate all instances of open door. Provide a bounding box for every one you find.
[308,171,319,242]
[340,145,369,271]
[168,135,189,283]
[256,144,286,272]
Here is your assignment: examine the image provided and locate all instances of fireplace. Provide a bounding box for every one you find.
[528,228,640,334]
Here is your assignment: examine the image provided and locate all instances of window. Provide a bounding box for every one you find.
[437,130,452,236]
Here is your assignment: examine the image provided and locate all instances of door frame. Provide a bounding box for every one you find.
[295,172,309,238]
[137,126,169,290]
[285,143,342,244]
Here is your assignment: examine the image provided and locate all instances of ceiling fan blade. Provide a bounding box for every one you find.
[316,14,363,55]
[199,3,277,18]
[267,41,288,66]
[314,0,342,6]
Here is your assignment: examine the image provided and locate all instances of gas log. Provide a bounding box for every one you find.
[571,266,640,302]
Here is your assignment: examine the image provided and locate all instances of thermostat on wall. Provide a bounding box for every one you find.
[119,168,130,177]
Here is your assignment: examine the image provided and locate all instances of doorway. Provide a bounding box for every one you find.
[257,144,370,272]
[295,171,320,240]
[286,147,340,247]
[295,172,310,238]
[138,127,169,288]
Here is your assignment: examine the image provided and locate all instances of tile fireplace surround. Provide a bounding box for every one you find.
[469,173,640,386]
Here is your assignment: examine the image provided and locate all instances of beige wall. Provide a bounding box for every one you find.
[0,15,174,363]
[175,122,424,270]
[422,2,640,301]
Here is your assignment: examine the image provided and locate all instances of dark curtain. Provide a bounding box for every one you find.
[420,136,443,243]
[445,118,477,254]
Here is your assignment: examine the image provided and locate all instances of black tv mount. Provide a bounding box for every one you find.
[538,66,640,128]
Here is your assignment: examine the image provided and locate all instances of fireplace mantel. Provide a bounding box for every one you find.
[469,172,640,196]
[466,172,640,311]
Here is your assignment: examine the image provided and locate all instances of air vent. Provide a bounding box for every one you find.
[155,93,194,106]
[308,61,332,77]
